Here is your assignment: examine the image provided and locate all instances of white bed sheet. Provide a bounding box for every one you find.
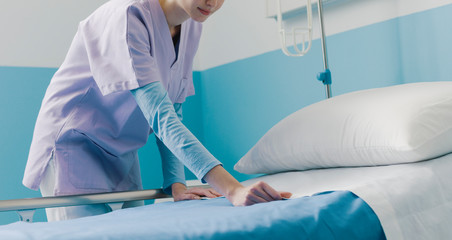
[242,153,452,240]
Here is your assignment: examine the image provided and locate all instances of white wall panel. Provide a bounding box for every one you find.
[194,0,452,71]
[0,0,108,68]
[1,0,450,69]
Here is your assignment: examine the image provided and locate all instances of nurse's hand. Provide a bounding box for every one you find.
[229,181,292,206]
[171,182,222,201]
[203,165,292,207]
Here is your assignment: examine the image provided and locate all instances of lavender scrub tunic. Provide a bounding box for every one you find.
[23,0,208,195]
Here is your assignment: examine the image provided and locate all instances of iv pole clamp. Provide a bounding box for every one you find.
[275,0,333,99]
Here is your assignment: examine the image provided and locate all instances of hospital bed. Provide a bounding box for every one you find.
[1,81,451,239]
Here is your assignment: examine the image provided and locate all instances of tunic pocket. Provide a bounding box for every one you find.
[65,129,135,191]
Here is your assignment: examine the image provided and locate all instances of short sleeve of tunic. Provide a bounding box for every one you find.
[78,0,200,98]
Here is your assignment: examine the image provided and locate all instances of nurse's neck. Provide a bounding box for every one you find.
[159,0,189,37]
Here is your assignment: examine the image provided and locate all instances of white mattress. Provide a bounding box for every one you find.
[242,153,452,239]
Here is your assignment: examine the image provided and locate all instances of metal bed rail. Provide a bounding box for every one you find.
[0,188,175,223]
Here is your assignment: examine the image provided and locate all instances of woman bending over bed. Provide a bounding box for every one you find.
[23,0,291,221]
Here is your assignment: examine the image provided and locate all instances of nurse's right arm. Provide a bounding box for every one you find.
[131,81,291,206]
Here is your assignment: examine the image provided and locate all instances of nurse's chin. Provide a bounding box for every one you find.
[190,14,210,23]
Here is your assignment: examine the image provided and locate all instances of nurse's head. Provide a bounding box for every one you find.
[161,0,225,26]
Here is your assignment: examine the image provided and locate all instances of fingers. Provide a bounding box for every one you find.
[239,182,293,206]
[208,188,223,197]
[259,181,283,200]
[236,182,277,206]
[173,187,223,202]
[174,193,202,201]
[185,187,221,198]
[280,191,292,199]
[250,181,282,202]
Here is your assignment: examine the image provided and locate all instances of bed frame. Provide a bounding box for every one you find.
[0,188,174,223]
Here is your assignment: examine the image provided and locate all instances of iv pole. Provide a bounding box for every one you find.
[316,0,332,98]
[276,0,333,98]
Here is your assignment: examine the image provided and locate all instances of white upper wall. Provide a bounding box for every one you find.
[0,0,108,68]
[1,0,451,69]
[195,0,452,71]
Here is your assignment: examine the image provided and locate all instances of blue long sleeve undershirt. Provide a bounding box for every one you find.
[155,103,185,194]
[130,81,221,194]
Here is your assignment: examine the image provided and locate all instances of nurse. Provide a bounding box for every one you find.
[23,0,291,221]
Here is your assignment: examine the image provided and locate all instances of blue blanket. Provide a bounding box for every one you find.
[0,191,385,240]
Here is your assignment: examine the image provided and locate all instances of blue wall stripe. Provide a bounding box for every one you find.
[0,66,56,224]
[398,3,452,84]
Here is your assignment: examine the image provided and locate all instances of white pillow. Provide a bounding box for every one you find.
[234,82,452,174]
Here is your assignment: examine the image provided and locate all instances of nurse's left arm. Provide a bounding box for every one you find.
[132,85,221,201]
[157,103,221,200]
[156,103,186,195]
[159,138,220,200]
